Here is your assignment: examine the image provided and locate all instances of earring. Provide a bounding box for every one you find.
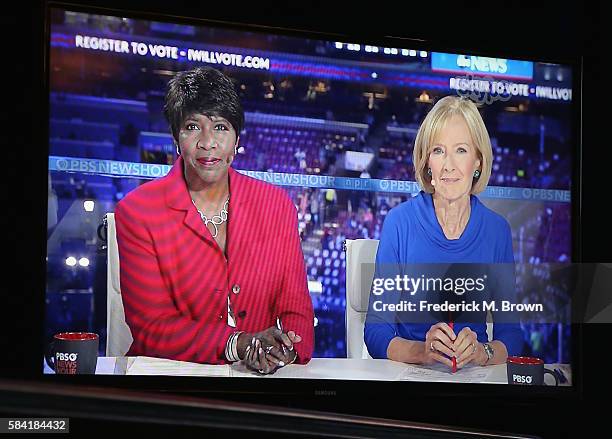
[427,168,432,176]
[175,144,180,156]
[473,170,481,179]
[234,146,238,155]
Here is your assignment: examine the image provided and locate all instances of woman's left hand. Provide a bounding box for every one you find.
[242,330,301,374]
[453,327,485,369]
[243,337,277,374]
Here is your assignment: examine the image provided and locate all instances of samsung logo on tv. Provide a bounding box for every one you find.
[314,390,337,396]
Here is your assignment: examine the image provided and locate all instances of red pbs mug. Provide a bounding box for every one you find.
[506,356,559,386]
[45,332,99,374]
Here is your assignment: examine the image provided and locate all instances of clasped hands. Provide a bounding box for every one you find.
[237,327,301,374]
[424,322,487,369]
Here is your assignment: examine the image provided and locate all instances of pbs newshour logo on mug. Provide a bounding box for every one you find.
[56,352,78,361]
[512,374,533,384]
[56,352,78,374]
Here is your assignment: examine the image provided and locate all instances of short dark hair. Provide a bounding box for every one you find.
[163,67,244,142]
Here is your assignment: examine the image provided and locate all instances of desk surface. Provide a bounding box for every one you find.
[80,357,570,385]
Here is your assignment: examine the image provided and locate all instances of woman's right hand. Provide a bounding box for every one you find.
[423,322,457,367]
[237,327,298,374]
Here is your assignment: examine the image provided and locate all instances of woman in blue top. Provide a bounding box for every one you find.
[365,96,523,370]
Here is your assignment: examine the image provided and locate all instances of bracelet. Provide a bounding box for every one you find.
[482,342,494,365]
[225,331,244,362]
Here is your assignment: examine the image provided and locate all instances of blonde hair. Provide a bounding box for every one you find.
[412,95,492,194]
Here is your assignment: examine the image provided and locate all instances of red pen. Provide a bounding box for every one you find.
[450,321,457,373]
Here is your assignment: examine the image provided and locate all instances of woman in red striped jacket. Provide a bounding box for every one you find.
[115,67,314,374]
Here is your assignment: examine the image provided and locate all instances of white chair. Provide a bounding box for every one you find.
[105,213,133,357]
[344,239,379,359]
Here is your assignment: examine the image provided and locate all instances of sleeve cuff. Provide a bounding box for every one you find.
[365,324,397,359]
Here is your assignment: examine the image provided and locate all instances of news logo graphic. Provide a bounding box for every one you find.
[55,352,79,374]
[512,374,533,384]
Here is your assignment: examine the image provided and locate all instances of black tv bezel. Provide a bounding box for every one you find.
[36,0,583,407]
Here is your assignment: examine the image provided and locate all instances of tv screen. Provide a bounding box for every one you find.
[43,5,578,394]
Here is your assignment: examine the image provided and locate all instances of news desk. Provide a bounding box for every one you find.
[81,357,571,385]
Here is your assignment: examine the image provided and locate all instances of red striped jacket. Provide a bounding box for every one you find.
[114,157,314,364]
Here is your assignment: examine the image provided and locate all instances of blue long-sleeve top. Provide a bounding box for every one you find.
[364,191,524,359]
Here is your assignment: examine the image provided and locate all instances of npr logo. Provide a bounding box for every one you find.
[56,352,78,362]
[512,374,533,384]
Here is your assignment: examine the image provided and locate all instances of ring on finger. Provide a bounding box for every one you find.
[265,345,274,354]
[430,341,436,352]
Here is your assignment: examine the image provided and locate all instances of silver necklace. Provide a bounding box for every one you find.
[192,196,229,238]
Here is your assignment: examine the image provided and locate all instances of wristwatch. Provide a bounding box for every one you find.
[483,342,494,364]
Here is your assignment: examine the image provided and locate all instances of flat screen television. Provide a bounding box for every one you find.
[32,1,586,429]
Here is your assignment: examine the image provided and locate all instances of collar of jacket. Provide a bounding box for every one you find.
[163,156,250,255]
